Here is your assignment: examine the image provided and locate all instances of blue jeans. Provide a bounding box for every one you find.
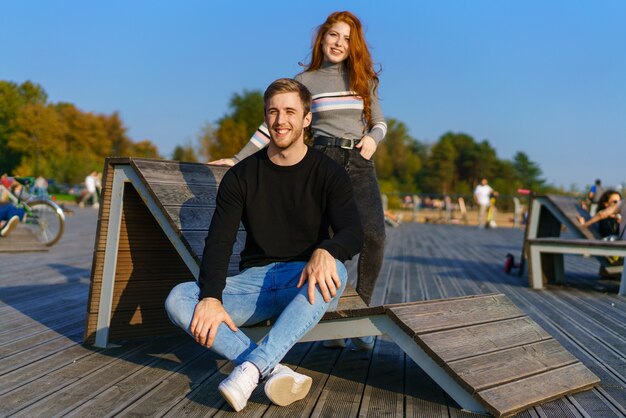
[0,203,25,222]
[165,260,347,378]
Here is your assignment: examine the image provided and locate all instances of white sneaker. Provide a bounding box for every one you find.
[218,361,259,412]
[264,364,312,406]
[0,215,19,237]
[322,338,347,348]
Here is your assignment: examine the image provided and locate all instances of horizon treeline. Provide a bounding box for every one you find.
[1,81,551,197]
[0,80,160,184]
[197,90,551,199]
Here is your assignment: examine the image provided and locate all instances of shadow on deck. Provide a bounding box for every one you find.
[1,213,624,417]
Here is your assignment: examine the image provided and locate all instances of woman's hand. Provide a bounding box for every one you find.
[207,158,235,166]
[356,135,377,160]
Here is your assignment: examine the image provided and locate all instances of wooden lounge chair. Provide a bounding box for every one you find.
[84,158,600,417]
[525,194,626,295]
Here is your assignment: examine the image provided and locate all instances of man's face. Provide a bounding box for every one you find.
[265,92,312,150]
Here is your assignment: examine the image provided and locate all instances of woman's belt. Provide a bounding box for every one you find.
[313,136,360,150]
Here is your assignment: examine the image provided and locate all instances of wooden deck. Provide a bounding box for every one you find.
[1,208,624,417]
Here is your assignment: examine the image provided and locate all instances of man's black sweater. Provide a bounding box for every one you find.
[199,147,364,301]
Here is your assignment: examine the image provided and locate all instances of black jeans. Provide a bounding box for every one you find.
[314,146,386,305]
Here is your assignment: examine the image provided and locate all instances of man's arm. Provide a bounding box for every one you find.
[198,170,244,301]
[297,248,341,304]
[297,167,364,304]
[192,170,245,346]
[191,297,238,348]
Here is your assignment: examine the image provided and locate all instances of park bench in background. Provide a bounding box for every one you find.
[525,194,625,295]
[85,157,599,417]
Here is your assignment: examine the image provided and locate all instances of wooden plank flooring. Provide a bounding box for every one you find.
[1,208,624,417]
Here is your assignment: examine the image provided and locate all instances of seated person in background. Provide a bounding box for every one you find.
[595,190,622,238]
[579,191,625,241]
[165,78,364,412]
[0,186,25,237]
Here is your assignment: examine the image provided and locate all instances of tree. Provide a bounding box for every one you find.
[513,151,545,192]
[8,102,67,177]
[373,118,422,193]
[131,140,161,159]
[424,136,457,194]
[0,81,48,172]
[199,90,264,160]
[172,143,198,162]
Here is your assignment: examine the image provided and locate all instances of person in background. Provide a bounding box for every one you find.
[588,179,604,216]
[210,13,386,351]
[0,183,25,237]
[578,189,622,239]
[80,171,99,209]
[33,175,49,198]
[473,178,497,228]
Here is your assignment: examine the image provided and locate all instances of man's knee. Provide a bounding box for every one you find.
[335,260,348,291]
[164,281,197,316]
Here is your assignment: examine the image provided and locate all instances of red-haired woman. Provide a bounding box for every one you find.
[213,11,386,341]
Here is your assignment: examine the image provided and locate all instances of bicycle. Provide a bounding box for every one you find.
[0,177,65,246]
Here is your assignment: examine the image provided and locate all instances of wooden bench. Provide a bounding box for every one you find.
[525,194,624,294]
[85,157,599,417]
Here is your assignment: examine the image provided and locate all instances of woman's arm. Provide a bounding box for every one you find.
[579,203,621,228]
[356,85,387,159]
[208,123,270,166]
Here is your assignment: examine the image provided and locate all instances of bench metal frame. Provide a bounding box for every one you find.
[528,238,626,296]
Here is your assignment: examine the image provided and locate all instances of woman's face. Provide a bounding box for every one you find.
[605,193,621,208]
[321,22,351,64]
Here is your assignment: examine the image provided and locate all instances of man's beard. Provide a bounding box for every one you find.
[271,125,303,149]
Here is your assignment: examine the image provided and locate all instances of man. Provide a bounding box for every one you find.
[165,78,364,412]
[80,171,99,209]
[588,179,603,216]
[473,178,496,228]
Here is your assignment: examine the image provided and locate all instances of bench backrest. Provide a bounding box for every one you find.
[84,157,367,344]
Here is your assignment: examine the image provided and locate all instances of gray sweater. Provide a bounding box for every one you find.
[233,62,387,162]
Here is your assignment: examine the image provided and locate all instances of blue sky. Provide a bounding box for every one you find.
[2,1,625,190]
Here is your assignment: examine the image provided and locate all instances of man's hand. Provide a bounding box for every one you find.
[207,158,235,166]
[190,297,238,348]
[356,136,377,160]
[297,249,341,304]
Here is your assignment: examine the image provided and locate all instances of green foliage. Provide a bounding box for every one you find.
[172,142,199,162]
[373,119,422,193]
[0,79,161,184]
[198,90,265,160]
[417,132,547,196]
[513,151,545,192]
[0,81,48,172]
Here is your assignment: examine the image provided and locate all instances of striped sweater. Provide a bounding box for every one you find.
[234,61,387,162]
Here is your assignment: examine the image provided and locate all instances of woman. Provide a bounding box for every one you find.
[579,190,623,240]
[212,13,386,350]
[213,11,386,306]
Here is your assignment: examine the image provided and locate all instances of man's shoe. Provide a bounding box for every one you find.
[322,338,347,348]
[0,215,19,237]
[351,336,375,351]
[218,361,259,412]
[264,364,312,406]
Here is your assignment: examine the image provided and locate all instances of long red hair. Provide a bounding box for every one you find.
[306,11,380,126]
